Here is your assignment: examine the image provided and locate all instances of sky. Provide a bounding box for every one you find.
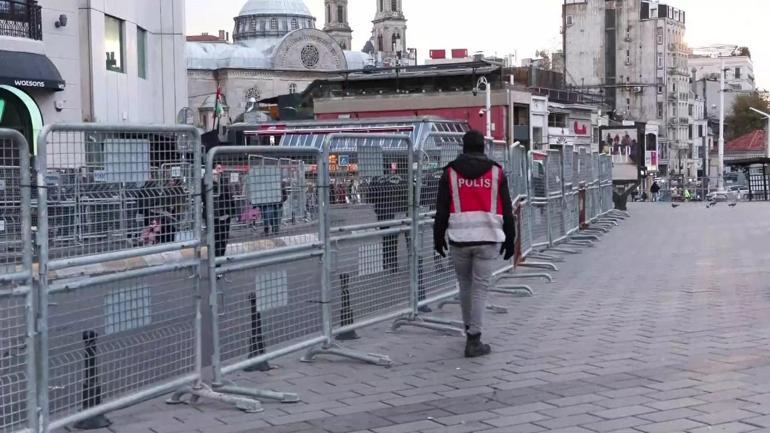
[186,0,769,89]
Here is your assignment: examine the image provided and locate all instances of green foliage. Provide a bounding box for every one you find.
[726,92,770,140]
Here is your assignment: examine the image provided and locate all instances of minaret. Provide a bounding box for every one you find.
[371,0,407,65]
[323,0,352,50]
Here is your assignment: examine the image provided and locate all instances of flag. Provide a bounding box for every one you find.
[214,87,223,130]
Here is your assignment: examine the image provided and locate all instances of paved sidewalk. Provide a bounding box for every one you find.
[65,203,770,433]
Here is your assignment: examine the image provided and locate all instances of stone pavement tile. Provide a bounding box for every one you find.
[372,420,442,433]
[546,394,606,408]
[383,408,453,425]
[691,409,767,426]
[643,387,707,401]
[325,402,392,416]
[418,421,490,433]
[696,381,750,393]
[393,385,455,397]
[589,405,656,419]
[263,410,329,426]
[637,407,703,423]
[339,393,402,405]
[542,428,595,433]
[438,386,497,398]
[745,415,770,428]
[691,401,761,415]
[580,416,651,432]
[643,379,703,391]
[307,412,394,433]
[687,422,759,433]
[490,402,556,417]
[644,397,706,411]
[593,395,655,409]
[538,403,606,419]
[252,422,319,433]
[275,399,346,415]
[434,411,498,426]
[481,411,551,428]
[533,414,604,430]
[635,418,708,433]
[477,423,546,433]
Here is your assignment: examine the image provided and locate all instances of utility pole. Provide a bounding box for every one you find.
[476,77,492,140]
[718,58,726,192]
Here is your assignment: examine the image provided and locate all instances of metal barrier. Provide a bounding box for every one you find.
[0,130,34,433]
[37,124,205,431]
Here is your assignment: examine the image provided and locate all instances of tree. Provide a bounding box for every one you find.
[725,92,770,140]
[736,46,751,58]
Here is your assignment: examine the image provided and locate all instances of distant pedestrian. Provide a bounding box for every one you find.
[651,181,661,202]
[434,130,516,358]
[202,167,235,257]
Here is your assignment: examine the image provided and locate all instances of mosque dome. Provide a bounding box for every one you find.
[234,0,316,41]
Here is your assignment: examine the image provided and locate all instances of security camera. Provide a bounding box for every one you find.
[478,109,486,118]
[472,88,478,97]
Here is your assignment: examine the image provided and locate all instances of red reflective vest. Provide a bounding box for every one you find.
[447,166,506,243]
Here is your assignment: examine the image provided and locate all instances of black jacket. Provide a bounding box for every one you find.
[433,153,516,249]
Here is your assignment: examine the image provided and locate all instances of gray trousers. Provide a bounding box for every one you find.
[450,244,499,335]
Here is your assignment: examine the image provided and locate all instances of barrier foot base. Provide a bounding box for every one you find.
[73,414,111,430]
[391,315,465,336]
[549,247,579,255]
[437,298,459,310]
[436,298,506,313]
[301,343,392,367]
[335,330,361,341]
[528,253,564,262]
[167,384,263,413]
[565,239,595,247]
[491,285,534,297]
[243,361,272,373]
[498,272,553,283]
[519,262,559,271]
[214,383,300,404]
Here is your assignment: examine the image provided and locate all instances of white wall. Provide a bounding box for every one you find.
[80,0,187,124]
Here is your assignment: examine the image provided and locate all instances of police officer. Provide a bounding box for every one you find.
[434,130,516,358]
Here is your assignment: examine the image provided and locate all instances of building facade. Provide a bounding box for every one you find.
[323,0,352,50]
[563,0,694,176]
[0,0,187,155]
[186,0,375,130]
[366,0,408,65]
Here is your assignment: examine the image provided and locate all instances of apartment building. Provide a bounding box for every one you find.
[563,0,699,177]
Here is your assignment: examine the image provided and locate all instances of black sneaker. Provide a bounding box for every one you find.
[464,333,491,358]
[418,305,432,313]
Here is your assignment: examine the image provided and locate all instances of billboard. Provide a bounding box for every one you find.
[600,128,641,165]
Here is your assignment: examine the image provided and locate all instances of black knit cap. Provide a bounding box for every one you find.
[463,130,485,154]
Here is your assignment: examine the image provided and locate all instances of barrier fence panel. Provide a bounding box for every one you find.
[0,130,34,433]
[589,153,601,221]
[37,125,203,431]
[546,150,566,245]
[599,155,613,214]
[510,144,532,260]
[529,151,550,250]
[561,146,579,237]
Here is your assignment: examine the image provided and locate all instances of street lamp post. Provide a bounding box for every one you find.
[476,77,492,140]
[749,107,770,159]
[718,59,726,192]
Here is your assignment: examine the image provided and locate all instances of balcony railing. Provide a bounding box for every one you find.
[0,0,42,40]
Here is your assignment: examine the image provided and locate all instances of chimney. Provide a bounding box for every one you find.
[219,30,226,41]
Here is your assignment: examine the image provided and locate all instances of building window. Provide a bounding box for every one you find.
[377,34,383,51]
[289,83,297,94]
[548,113,567,128]
[338,5,344,22]
[326,4,331,22]
[105,15,124,72]
[291,18,298,30]
[566,15,574,26]
[735,67,741,79]
[698,125,704,137]
[657,53,663,68]
[391,0,398,12]
[270,18,277,30]
[689,125,693,139]
[137,27,147,79]
[688,104,693,116]
[379,0,384,12]
[657,102,663,118]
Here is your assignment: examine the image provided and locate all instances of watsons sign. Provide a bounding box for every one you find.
[14,80,46,88]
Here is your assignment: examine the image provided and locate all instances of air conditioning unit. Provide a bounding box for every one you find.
[633,86,643,94]
[624,35,632,42]
[625,58,632,66]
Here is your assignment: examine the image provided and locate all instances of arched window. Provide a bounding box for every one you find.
[270,18,278,30]
[291,18,298,30]
[391,0,398,12]
[289,83,297,94]
[338,5,344,23]
[340,41,347,50]
[377,34,383,52]
[379,0,384,12]
[326,4,331,22]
